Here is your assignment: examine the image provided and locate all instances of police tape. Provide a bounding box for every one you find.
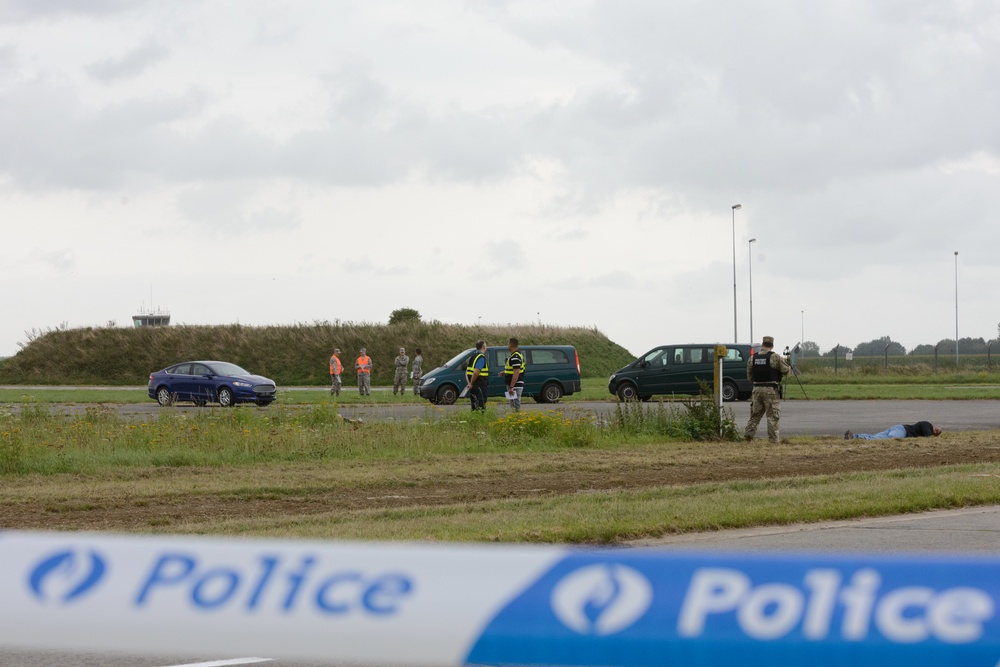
[1,531,998,665]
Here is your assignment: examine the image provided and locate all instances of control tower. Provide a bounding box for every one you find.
[132,307,171,327]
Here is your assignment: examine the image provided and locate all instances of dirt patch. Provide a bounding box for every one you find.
[3,433,1000,532]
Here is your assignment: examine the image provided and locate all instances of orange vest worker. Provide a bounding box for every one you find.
[356,354,371,374]
[330,354,343,375]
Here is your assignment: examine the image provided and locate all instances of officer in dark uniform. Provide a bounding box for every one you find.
[743,335,791,443]
[465,339,489,411]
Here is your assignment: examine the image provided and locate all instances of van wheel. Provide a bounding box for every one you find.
[722,380,738,402]
[539,382,563,403]
[436,385,458,405]
[616,382,639,402]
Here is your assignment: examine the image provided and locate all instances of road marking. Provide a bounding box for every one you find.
[163,659,274,667]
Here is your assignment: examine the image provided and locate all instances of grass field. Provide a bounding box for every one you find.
[2,403,999,542]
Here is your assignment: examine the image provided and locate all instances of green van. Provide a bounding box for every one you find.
[608,343,753,402]
[417,345,581,405]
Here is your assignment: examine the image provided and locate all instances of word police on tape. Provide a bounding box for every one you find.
[1,531,998,666]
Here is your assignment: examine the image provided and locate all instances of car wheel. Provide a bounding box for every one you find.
[436,385,458,405]
[218,387,234,408]
[156,387,173,407]
[722,380,738,402]
[540,382,564,403]
[616,382,639,402]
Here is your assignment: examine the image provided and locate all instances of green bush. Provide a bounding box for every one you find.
[610,383,738,441]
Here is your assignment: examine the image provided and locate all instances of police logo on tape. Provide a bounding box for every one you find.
[550,563,653,635]
[29,549,108,604]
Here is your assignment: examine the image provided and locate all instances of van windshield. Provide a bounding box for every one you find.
[443,348,475,368]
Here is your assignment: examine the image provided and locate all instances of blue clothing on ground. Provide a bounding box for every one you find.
[853,424,907,440]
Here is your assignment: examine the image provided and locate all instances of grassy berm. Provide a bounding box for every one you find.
[0,322,635,386]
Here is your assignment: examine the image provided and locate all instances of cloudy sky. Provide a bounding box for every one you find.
[2,0,998,360]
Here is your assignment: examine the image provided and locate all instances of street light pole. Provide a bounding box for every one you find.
[731,204,741,343]
[748,238,757,345]
[955,251,959,367]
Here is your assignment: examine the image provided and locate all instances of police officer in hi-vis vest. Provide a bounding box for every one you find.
[501,337,526,412]
[743,335,791,443]
[465,339,489,411]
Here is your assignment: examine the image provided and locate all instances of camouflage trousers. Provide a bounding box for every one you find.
[330,373,341,396]
[393,368,408,394]
[744,386,781,442]
[357,373,371,396]
[412,371,422,394]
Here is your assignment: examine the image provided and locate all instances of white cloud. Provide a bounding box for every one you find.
[1,0,999,359]
[86,41,169,82]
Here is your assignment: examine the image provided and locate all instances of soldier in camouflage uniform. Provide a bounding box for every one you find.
[392,347,410,395]
[743,335,791,443]
[329,348,343,396]
[355,348,372,396]
[411,348,423,395]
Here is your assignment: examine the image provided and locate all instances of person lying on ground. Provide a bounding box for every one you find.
[845,422,942,440]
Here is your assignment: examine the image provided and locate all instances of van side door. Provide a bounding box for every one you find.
[489,348,509,396]
[667,346,713,395]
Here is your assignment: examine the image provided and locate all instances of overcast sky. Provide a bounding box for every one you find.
[2,0,999,360]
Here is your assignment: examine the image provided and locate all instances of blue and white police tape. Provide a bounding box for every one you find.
[1,531,998,665]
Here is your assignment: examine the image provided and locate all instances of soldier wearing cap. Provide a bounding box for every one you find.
[743,335,791,443]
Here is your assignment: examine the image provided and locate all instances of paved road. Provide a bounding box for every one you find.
[634,504,1000,554]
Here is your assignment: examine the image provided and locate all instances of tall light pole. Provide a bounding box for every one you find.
[731,204,741,342]
[748,238,757,345]
[955,251,959,366]
[801,310,804,345]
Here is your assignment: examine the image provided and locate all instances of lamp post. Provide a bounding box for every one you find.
[801,310,804,346]
[748,238,757,345]
[731,204,741,343]
[955,251,959,367]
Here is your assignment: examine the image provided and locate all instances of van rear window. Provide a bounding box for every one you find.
[529,349,569,365]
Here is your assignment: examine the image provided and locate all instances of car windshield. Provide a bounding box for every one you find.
[207,362,252,377]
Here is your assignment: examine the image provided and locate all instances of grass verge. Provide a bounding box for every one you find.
[174,464,1000,543]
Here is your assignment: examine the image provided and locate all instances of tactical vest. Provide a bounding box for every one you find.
[751,350,783,384]
[504,350,526,384]
[466,352,488,381]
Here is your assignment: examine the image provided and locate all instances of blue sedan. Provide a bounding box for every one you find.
[147,361,277,407]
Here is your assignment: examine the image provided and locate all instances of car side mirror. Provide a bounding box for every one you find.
[639,360,649,369]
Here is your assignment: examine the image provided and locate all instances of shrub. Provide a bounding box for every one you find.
[609,383,738,441]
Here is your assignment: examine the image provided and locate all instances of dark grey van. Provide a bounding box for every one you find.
[608,343,753,402]
[417,345,581,405]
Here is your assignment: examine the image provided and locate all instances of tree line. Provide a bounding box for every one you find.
[794,336,1000,357]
